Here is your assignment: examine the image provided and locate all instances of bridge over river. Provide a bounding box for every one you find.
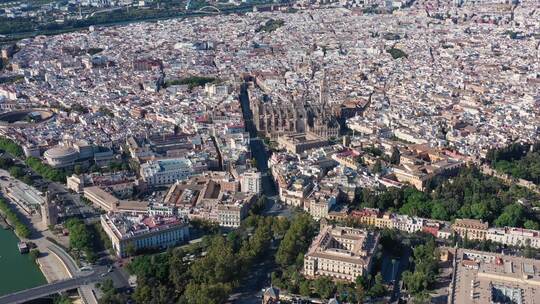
[0,269,106,304]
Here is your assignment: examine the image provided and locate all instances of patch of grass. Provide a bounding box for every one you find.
[382,32,401,40]
[0,137,23,157]
[164,76,218,90]
[87,47,104,55]
[387,47,408,59]
[255,19,284,33]
[0,74,24,84]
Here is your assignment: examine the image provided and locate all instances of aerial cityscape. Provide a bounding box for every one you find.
[0,0,539,303]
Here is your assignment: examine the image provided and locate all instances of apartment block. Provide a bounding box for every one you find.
[101,213,189,257]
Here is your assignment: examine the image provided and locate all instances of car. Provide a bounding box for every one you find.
[100,273,107,277]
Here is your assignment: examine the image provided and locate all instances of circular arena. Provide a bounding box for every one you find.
[43,146,78,168]
[0,109,55,128]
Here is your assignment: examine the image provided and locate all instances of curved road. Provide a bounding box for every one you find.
[47,243,80,277]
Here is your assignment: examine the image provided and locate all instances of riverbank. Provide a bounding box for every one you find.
[0,199,69,284]
[0,197,31,238]
[36,249,71,283]
[0,3,283,44]
[0,213,10,229]
[0,228,46,296]
[0,170,71,286]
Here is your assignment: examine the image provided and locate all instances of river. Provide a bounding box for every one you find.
[0,228,46,296]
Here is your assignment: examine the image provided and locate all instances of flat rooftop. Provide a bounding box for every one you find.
[306,225,378,266]
[452,248,540,304]
[102,213,186,240]
[7,183,44,206]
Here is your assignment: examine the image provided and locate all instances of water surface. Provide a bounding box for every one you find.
[0,228,46,296]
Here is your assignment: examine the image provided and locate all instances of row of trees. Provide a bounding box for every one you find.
[25,156,66,183]
[115,215,290,304]
[1,1,261,40]
[0,198,31,238]
[0,16,35,35]
[402,239,439,301]
[354,167,538,229]
[356,229,409,301]
[275,214,316,267]
[1,6,179,37]
[65,218,97,263]
[164,76,218,90]
[282,275,362,302]
[0,137,24,157]
[0,156,38,186]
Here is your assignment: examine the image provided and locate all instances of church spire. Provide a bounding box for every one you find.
[319,68,328,106]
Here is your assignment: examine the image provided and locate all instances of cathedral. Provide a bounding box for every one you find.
[250,71,340,140]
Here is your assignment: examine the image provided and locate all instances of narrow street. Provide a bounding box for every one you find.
[238,82,277,198]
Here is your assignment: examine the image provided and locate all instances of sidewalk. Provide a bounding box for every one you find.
[36,251,70,283]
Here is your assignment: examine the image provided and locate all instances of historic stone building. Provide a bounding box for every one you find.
[250,70,340,140]
[250,95,339,140]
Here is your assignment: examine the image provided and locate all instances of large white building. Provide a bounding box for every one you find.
[44,146,79,168]
[101,213,189,257]
[393,214,424,233]
[487,227,540,249]
[240,170,262,194]
[140,158,200,186]
[43,141,114,168]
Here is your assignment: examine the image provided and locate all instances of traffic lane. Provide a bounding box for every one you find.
[0,271,105,304]
[107,268,131,290]
[48,244,80,275]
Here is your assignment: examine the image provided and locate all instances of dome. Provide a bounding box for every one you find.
[44,146,78,159]
[44,146,79,168]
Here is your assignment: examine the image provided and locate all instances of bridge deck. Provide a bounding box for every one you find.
[0,272,104,304]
